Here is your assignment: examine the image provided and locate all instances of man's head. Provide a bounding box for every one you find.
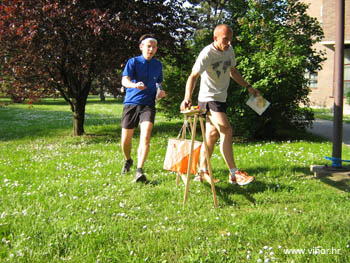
[213,24,233,52]
[139,34,158,60]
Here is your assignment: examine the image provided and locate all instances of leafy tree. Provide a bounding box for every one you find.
[225,0,325,138]
[186,0,230,30]
[0,0,189,135]
[161,0,325,139]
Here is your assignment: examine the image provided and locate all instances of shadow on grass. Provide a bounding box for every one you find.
[199,167,295,206]
[83,118,184,145]
[295,164,350,193]
[0,106,122,142]
[319,175,350,192]
[18,97,123,106]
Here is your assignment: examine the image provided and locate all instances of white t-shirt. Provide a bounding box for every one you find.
[192,43,236,102]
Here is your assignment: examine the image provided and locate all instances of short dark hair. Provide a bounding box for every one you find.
[139,34,156,44]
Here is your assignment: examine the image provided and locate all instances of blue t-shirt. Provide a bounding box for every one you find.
[122,55,163,106]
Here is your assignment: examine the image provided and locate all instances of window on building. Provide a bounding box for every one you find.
[345,47,350,103]
[305,70,318,89]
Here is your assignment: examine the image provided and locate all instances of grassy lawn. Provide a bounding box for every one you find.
[313,108,350,123]
[1,98,350,262]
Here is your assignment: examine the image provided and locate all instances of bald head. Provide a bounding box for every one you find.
[213,24,233,52]
[214,24,233,38]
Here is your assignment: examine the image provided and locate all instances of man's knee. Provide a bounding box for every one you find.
[218,124,232,137]
[140,135,151,146]
[208,129,219,140]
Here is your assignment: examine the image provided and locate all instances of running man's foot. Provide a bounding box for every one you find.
[121,159,133,174]
[194,170,220,183]
[133,168,147,183]
[229,170,254,186]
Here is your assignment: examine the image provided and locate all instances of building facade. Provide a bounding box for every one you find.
[301,0,350,109]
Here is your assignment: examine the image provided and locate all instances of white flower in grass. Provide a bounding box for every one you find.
[130,251,134,256]
[82,231,86,236]
[257,259,262,263]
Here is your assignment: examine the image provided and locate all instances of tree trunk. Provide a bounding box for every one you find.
[10,93,25,103]
[99,87,105,102]
[72,97,87,136]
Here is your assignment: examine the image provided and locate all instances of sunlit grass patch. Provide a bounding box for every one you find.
[1,98,350,262]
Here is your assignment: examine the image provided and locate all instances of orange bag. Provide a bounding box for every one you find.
[163,138,201,175]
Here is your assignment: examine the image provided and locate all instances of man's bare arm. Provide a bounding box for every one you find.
[230,67,260,96]
[181,71,200,110]
[121,76,146,90]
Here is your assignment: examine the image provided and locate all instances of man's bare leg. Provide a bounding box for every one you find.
[121,128,135,160]
[207,111,254,185]
[207,111,236,170]
[199,117,219,170]
[121,128,135,173]
[137,121,153,169]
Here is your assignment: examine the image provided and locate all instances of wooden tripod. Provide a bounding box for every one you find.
[177,109,218,208]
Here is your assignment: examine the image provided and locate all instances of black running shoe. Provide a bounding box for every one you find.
[121,159,133,174]
[133,168,147,183]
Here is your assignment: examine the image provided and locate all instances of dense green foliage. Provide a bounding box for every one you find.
[0,0,190,135]
[1,0,326,139]
[159,0,325,139]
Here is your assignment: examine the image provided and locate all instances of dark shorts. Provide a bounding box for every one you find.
[198,101,227,115]
[122,105,156,129]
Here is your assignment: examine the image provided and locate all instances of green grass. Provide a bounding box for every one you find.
[1,98,350,262]
[313,108,350,123]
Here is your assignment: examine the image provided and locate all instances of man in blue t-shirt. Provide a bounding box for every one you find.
[121,34,166,183]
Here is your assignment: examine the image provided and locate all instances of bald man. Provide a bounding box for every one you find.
[180,24,260,186]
